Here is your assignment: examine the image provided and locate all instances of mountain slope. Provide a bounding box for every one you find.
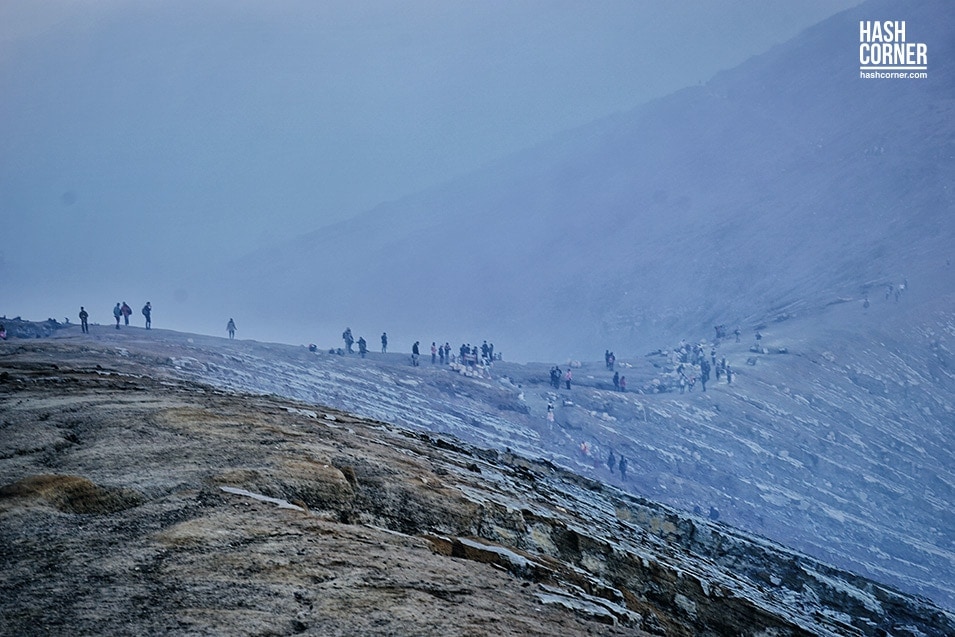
[2,335,953,635]
[6,285,953,612]
[222,0,954,361]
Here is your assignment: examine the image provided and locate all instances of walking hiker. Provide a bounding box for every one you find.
[227,318,236,340]
[121,302,132,326]
[607,450,616,474]
[612,371,620,390]
[79,307,89,334]
[113,303,122,329]
[618,456,628,480]
[142,302,152,329]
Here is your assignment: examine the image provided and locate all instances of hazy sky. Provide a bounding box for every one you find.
[1,0,861,327]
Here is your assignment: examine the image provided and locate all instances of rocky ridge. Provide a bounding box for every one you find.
[2,334,953,635]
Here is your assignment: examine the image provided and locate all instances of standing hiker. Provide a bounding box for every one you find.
[121,302,132,326]
[142,302,152,329]
[113,303,122,329]
[227,318,236,340]
[79,307,89,334]
[381,332,388,353]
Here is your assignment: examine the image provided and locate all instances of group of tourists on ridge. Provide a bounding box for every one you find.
[75,302,152,332]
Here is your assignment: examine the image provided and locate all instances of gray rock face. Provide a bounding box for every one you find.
[2,335,953,635]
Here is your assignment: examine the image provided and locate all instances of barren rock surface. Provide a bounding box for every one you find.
[2,337,953,636]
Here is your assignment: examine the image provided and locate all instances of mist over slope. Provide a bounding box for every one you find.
[10,261,952,611]
[221,0,953,361]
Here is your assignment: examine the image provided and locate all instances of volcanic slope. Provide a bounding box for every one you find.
[3,275,954,613]
[1,336,954,636]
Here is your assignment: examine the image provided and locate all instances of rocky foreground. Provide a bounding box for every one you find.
[1,340,953,636]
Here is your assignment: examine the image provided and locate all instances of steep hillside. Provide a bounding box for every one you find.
[4,281,952,613]
[2,335,953,635]
[221,0,954,360]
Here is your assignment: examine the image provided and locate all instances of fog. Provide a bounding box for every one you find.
[1,0,861,345]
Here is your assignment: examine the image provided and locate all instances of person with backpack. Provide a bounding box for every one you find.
[113,303,122,329]
[227,318,236,340]
[79,307,89,334]
[142,302,152,329]
[120,302,132,326]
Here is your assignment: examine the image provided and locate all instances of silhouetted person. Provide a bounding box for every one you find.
[612,371,619,390]
[412,341,420,366]
[227,318,236,340]
[607,450,616,474]
[343,328,354,353]
[381,332,388,353]
[113,303,122,329]
[79,307,89,334]
[142,302,152,329]
[358,337,367,358]
[121,302,132,326]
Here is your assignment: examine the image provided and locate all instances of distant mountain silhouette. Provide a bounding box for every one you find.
[228,0,954,360]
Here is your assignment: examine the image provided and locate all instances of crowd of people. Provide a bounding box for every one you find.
[340,328,501,371]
